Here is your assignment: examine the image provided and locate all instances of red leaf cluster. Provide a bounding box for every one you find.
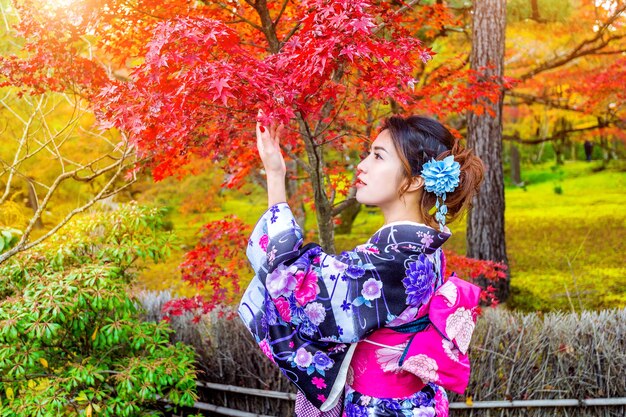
[444,250,508,307]
[161,216,251,322]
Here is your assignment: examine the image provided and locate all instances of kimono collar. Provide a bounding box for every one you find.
[368,221,451,255]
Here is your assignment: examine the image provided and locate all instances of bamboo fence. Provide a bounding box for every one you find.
[138,292,626,417]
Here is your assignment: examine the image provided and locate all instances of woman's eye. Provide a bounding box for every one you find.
[374,153,382,160]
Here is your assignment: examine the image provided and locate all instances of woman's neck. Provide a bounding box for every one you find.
[381,200,424,225]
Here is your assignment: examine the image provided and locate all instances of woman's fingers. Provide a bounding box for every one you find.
[255,110,286,174]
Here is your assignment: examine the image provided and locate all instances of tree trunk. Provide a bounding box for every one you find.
[466,0,510,300]
[335,193,361,235]
[296,116,336,254]
[510,141,522,185]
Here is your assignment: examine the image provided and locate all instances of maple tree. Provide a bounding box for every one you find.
[1,0,502,250]
[12,0,621,309]
[0,0,509,312]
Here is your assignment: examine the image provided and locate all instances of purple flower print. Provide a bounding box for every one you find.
[411,391,431,407]
[402,254,435,307]
[304,302,326,326]
[313,351,334,371]
[266,265,297,299]
[361,278,383,301]
[269,205,280,223]
[331,258,347,273]
[413,406,436,417]
[345,264,365,279]
[420,233,434,248]
[344,403,368,417]
[293,347,313,368]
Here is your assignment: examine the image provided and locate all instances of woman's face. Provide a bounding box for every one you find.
[355,130,407,208]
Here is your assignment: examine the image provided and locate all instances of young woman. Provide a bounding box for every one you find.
[239,114,485,417]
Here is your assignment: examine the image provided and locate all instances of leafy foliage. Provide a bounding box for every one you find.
[444,251,507,306]
[0,228,21,255]
[162,216,251,321]
[0,204,197,416]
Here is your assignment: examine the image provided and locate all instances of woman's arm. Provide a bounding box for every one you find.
[256,111,287,207]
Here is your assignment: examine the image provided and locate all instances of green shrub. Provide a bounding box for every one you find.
[0,228,21,255]
[0,204,197,416]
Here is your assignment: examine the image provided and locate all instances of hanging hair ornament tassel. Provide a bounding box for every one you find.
[421,155,461,231]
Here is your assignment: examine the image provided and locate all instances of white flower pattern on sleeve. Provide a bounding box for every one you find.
[401,354,439,384]
[438,280,458,307]
[445,307,474,354]
[441,339,460,362]
[375,343,407,373]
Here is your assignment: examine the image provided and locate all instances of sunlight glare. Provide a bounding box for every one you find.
[595,0,618,13]
[47,0,79,8]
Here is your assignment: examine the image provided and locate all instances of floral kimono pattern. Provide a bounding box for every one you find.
[238,203,480,413]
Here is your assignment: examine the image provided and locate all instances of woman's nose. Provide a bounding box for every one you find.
[357,157,367,173]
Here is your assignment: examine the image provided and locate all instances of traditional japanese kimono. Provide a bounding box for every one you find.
[238,203,480,416]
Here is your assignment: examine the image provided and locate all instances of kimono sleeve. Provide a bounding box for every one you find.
[261,203,415,344]
[239,203,440,411]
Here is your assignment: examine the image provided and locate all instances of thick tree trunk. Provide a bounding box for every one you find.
[466,0,510,300]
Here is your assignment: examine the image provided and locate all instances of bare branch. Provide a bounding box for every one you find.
[281,145,312,175]
[274,0,290,26]
[505,91,589,114]
[517,5,626,81]
[373,0,424,34]
[0,142,136,264]
[331,196,357,217]
[281,22,301,46]
[212,1,263,32]
[0,98,39,204]
[503,124,606,145]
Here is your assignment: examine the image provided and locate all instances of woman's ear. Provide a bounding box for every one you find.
[406,176,424,192]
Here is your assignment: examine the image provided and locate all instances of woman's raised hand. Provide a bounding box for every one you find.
[256,110,286,177]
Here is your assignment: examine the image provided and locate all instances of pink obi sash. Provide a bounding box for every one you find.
[350,327,427,398]
[349,276,481,397]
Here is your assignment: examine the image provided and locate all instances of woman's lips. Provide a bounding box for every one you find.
[355,177,366,188]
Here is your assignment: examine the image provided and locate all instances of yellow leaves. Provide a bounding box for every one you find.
[25,378,49,392]
[465,396,474,406]
[39,358,48,368]
[91,326,98,341]
[5,387,14,401]
[0,201,29,229]
[86,404,93,417]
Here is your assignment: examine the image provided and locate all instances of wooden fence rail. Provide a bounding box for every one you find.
[188,382,626,416]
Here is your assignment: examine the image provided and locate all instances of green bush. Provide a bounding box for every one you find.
[0,204,197,416]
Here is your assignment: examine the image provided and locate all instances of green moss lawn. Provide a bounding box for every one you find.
[137,160,625,312]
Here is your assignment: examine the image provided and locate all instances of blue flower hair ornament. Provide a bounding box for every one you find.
[420,155,461,231]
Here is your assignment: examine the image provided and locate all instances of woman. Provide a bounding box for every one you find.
[239,114,484,416]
